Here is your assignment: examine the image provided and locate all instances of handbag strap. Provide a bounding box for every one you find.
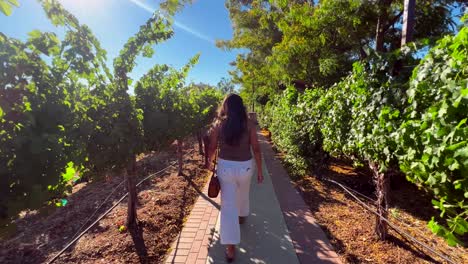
[211,127,220,175]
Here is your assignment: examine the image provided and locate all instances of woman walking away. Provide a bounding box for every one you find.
[208,93,264,262]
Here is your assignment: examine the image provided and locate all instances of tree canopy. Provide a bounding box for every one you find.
[221,0,466,101]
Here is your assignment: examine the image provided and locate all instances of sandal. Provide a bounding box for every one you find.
[225,246,235,263]
[239,216,246,225]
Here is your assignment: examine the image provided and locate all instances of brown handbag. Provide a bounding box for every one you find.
[208,170,220,198]
[208,137,220,198]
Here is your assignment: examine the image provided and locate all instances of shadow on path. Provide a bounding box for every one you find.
[129,224,148,264]
[180,173,220,210]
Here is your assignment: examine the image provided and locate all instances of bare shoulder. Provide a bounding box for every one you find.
[210,119,223,134]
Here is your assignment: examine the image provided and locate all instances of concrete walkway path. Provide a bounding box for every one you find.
[164,133,341,264]
[206,156,300,264]
[258,135,341,263]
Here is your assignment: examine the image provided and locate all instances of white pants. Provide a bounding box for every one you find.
[217,158,254,245]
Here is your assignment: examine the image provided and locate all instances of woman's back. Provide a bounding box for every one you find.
[217,119,253,162]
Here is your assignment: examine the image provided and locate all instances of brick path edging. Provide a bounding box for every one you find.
[164,175,220,264]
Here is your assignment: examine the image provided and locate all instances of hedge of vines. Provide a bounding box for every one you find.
[0,0,222,225]
[260,24,467,245]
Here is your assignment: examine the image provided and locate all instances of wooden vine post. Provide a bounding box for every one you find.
[369,161,389,240]
[177,139,184,176]
[196,129,204,155]
[126,157,138,227]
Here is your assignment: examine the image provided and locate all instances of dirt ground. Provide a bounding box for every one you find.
[260,130,467,264]
[0,140,209,264]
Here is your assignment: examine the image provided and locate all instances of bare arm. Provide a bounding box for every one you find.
[250,122,264,183]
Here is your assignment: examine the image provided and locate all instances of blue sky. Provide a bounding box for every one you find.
[0,0,241,87]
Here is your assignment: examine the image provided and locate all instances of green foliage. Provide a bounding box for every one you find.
[336,57,408,171]
[263,49,411,172]
[261,27,468,244]
[135,55,221,152]
[235,0,467,247]
[397,26,468,245]
[188,83,223,131]
[263,86,327,175]
[225,0,465,113]
[0,25,96,220]
[0,0,221,223]
[217,77,236,95]
[159,0,193,16]
[0,0,19,16]
[268,0,375,87]
[318,82,352,158]
[61,162,77,182]
[264,87,308,175]
[85,14,173,177]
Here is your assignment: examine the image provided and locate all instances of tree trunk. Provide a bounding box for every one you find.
[369,160,389,240]
[375,15,387,52]
[401,0,415,47]
[375,0,392,52]
[196,130,204,155]
[203,132,210,169]
[177,139,183,176]
[359,46,368,60]
[126,157,138,228]
[251,83,255,112]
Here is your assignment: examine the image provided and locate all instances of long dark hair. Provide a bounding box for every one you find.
[218,94,248,146]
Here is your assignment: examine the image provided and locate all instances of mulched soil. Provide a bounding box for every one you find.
[0,140,209,264]
[260,130,467,264]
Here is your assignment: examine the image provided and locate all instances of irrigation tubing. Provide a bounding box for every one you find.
[324,178,457,264]
[47,164,174,264]
[68,158,182,243]
[69,181,126,242]
[335,181,447,248]
[47,149,194,264]
[46,193,129,264]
